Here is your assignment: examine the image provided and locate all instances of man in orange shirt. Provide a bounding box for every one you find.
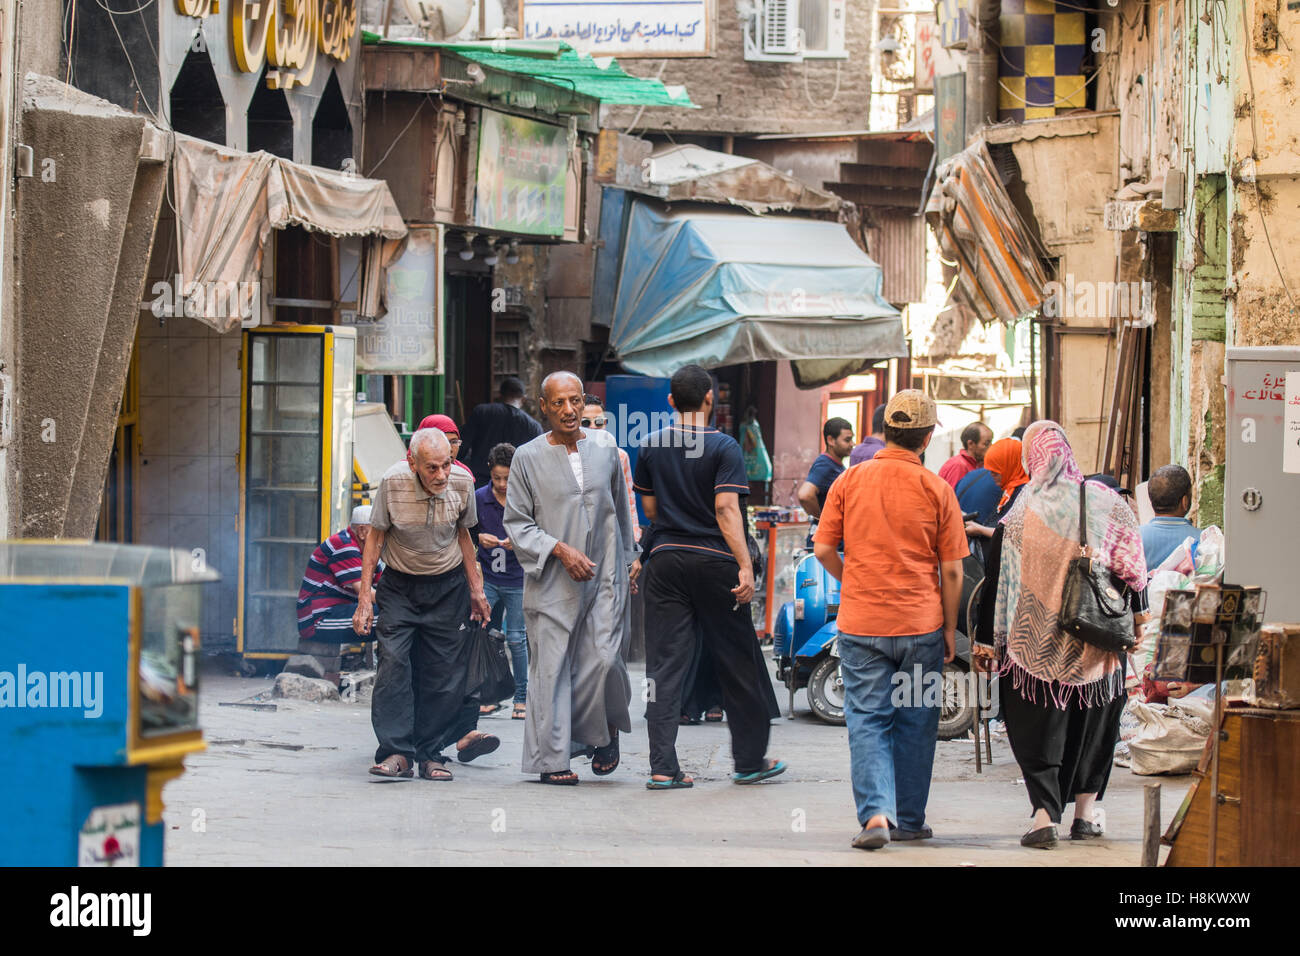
[813,390,967,851]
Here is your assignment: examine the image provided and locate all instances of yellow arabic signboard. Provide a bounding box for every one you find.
[176,0,358,90]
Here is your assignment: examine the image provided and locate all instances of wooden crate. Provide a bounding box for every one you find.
[1165,708,1300,866]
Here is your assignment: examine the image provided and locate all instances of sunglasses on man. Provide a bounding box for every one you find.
[581,417,607,428]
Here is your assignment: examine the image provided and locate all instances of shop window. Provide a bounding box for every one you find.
[311,71,353,172]
[273,227,335,324]
[248,69,294,160]
[170,46,226,146]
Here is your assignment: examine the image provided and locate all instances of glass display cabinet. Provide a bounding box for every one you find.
[0,541,218,866]
[238,326,356,658]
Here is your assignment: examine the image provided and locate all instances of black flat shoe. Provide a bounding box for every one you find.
[852,825,891,850]
[1021,825,1059,849]
[890,825,933,841]
[1070,819,1104,840]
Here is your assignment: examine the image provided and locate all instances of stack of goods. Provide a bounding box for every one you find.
[1152,583,1264,687]
[1129,526,1224,701]
[1253,624,1300,709]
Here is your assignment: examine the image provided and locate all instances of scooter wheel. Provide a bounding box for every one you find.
[807,655,846,725]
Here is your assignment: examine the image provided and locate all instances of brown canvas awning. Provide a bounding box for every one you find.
[172,135,408,332]
[925,140,1049,324]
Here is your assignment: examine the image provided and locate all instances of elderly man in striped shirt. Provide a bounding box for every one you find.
[297,505,384,643]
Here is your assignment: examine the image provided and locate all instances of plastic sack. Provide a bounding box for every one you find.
[1155,539,1197,577]
[1123,696,1213,776]
[466,624,515,705]
[742,420,773,483]
[1194,525,1224,578]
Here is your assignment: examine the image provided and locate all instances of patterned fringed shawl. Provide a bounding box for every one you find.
[993,422,1148,708]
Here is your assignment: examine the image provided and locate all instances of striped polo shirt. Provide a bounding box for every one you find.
[296,529,383,640]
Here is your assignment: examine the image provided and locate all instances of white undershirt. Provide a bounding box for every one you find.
[568,450,583,489]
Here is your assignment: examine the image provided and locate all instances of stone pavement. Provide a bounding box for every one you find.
[163,666,1193,866]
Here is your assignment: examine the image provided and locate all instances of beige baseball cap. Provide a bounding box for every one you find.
[883,389,938,429]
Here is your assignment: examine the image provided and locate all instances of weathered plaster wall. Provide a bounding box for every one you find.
[14,79,164,537]
[602,3,876,136]
[1003,115,1121,473]
[2,1,67,534]
[1229,0,1300,350]
[771,361,826,508]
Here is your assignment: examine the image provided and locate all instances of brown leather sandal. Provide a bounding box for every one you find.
[369,754,413,778]
[419,759,454,781]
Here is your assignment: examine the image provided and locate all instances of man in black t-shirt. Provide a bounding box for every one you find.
[459,377,544,485]
[634,364,786,790]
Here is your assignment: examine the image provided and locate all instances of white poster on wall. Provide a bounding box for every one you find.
[1284,371,1300,474]
[78,802,141,867]
[339,227,445,375]
[520,0,710,56]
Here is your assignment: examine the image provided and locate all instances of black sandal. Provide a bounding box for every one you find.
[646,771,694,790]
[592,732,619,776]
[540,770,579,786]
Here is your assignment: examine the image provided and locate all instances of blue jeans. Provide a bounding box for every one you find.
[483,580,527,703]
[837,628,945,830]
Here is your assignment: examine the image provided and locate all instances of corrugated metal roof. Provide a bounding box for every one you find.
[865,209,927,306]
[361,31,696,107]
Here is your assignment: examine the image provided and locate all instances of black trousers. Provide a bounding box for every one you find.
[644,549,772,775]
[1002,672,1126,824]
[371,566,472,764]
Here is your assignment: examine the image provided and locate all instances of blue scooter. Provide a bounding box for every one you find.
[772,548,985,738]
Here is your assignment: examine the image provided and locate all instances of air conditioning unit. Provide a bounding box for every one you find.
[743,0,804,62]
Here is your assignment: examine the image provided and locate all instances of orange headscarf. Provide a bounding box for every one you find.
[983,438,1028,511]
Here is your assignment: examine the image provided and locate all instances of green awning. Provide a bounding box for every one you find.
[361,31,696,108]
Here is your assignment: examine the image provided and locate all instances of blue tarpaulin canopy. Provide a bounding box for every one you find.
[608,200,906,386]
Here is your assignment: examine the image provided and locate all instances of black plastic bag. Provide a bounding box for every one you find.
[466,624,515,705]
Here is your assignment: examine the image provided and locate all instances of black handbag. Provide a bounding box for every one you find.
[1059,485,1136,653]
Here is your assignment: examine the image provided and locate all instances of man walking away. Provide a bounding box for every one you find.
[354,428,491,781]
[938,422,993,489]
[797,417,854,545]
[504,372,639,785]
[849,405,887,466]
[461,377,544,485]
[637,364,785,790]
[1140,464,1200,569]
[813,390,967,849]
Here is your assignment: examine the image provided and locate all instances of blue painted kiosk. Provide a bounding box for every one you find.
[0,542,217,866]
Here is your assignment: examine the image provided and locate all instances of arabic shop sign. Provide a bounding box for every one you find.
[475,110,569,236]
[175,0,358,90]
[340,228,445,375]
[78,803,141,867]
[520,0,709,57]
